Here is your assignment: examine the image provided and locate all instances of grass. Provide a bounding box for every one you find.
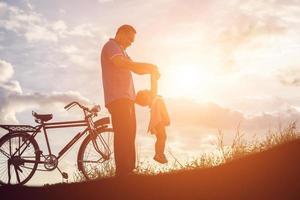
[188,121,298,169]
[73,121,299,183]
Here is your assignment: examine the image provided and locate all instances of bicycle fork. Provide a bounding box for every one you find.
[91,133,110,161]
[7,161,11,184]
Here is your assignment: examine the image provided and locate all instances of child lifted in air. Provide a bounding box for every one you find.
[135,73,170,164]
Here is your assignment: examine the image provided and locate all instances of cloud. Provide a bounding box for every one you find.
[52,20,68,35]
[214,4,288,71]
[277,66,300,86]
[26,1,35,10]
[0,2,101,43]
[0,2,103,71]
[59,44,97,67]
[1,91,90,123]
[0,59,90,124]
[59,8,66,15]
[60,45,78,54]
[217,13,286,50]
[25,24,58,42]
[0,59,14,82]
[67,23,97,37]
[136,0,294,73]
[51,21,99,38]
[0,59,21,95]
[165,98,244,129]
[0,2,58,42]
[157,0,292,72]
[163,98,300,133]
[0,2,8,14]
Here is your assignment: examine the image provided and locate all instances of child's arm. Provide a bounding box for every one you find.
[150,73,158,98]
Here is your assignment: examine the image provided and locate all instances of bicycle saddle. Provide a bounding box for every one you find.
[32,111,53,122]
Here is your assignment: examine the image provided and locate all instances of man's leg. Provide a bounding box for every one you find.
[108,99,129,176]
[127,101,136,172]
[108,99,136,176]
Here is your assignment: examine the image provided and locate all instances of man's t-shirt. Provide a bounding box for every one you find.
[101,38,136,107]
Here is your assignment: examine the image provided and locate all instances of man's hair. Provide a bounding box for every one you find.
[135,90,151,107]
[116,24,136,35]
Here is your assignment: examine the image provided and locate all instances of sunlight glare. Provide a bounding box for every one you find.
[163,64,211,99]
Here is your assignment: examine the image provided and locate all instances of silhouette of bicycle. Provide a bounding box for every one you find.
[0,101,114,185]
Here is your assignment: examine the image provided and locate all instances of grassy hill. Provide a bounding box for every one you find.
[1,138,300,200]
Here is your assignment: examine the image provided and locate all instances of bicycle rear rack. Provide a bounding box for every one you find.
[0,125,38,133]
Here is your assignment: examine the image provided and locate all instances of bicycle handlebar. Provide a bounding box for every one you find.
[64,101,100,114]
[64,102,76,110]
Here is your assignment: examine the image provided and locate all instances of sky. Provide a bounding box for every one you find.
[0,0,300,185]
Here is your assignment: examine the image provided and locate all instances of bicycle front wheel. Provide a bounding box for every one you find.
[77,128,114,180]
[0,132,40,185]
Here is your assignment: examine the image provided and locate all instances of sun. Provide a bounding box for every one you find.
[161,64,211,99]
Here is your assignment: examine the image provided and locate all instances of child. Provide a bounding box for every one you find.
[135,73,170,164]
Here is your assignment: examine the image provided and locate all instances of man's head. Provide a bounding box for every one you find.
[115,24,136,49]
[135,89,152,107]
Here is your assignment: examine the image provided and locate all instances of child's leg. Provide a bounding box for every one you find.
[154,123,167,155]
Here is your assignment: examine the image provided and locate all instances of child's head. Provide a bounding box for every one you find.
[135,89,152,107]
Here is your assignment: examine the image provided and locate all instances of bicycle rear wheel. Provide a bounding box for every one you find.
[77,128,114,180]
[0,132,40,185]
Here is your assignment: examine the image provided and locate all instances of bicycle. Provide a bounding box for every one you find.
[0,101,114,185]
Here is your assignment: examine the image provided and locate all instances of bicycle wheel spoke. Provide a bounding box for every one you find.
[86,145,92,160]
[7,162,11,184]
[14,165,21,183]
[18,136,20,156]
[0,148,10,158]
[9,137,12,156]
[18,166,27,181]
[0,165,7,178]
[0,169,6,182]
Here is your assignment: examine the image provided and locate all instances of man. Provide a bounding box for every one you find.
[100,24,159,176]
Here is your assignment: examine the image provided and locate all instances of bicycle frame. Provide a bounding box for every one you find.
[10,121,85,165]
[10,112,107,166]
[43,120,89,159]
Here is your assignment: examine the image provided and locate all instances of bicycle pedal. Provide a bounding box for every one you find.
[62,172,68,179]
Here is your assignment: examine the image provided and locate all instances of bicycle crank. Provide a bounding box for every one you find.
[44,155,58,171]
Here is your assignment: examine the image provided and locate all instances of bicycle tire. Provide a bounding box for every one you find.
[0,132,40,185]
[77,128,114,180]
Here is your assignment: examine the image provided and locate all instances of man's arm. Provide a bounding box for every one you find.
[111,55,159,75]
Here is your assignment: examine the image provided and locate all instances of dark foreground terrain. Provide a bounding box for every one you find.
[1,139,300,200]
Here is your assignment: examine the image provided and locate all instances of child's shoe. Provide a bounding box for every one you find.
[153,153,168,164]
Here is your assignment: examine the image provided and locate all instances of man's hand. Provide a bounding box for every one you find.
[153,70,160,80]
[146,64,160,79]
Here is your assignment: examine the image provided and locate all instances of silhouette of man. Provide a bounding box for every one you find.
[100,24,159,176]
